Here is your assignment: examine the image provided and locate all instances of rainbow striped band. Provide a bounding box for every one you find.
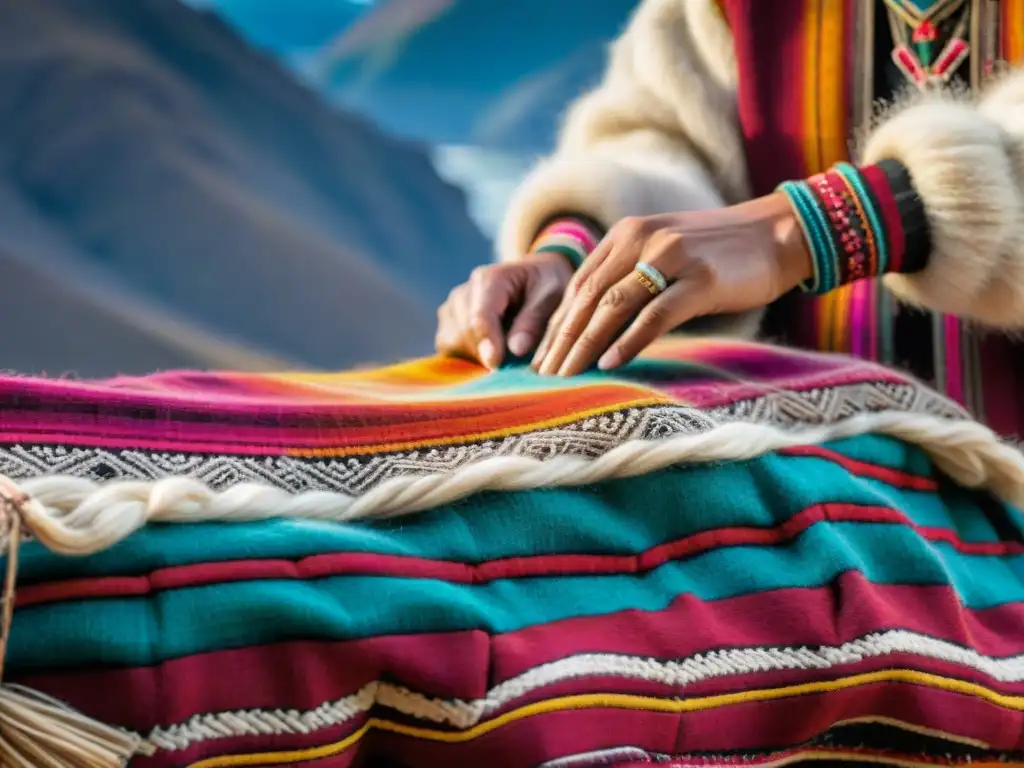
[778,179,839,293]
[529,219,601,269]
[635,262,668,294]
[777,163,910,295]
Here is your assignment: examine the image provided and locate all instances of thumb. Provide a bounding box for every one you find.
[469,271,519,369]
[507,280,563,358]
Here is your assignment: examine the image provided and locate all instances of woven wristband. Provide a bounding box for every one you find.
[778,157,922,295]
[777,179,839,294]
[833,162,890,277]
[817,169,875,286]
[529,218,601,270]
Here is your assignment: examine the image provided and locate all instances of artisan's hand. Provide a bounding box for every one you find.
[532,193,813,376]
[435,251,574,369]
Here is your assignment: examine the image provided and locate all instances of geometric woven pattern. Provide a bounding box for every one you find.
[0,338,970,496]
[5,339,1024,767]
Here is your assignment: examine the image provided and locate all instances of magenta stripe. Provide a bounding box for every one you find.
[543,222,600,251]
[944,315,965,406]
[850,282,867,359]
[665,367,908,407]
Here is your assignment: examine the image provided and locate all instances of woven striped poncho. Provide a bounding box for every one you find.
[2,337,1024,767]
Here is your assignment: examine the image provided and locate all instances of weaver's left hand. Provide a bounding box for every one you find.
[532,193,813,376]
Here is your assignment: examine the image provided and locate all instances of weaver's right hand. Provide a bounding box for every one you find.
[435,252,574,370]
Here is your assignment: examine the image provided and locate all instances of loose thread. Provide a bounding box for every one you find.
[0,480,26,685]
[0,477,153,767]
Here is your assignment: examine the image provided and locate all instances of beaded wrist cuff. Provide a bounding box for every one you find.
[529,216,602,270]
[778,160,928,295]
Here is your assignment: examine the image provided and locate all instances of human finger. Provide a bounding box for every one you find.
[563,231,613,296]
[435,287,473,357]
[597,276,712,370]
[467,268,515,369]
[507,278,564,358]
[556,264,663,376]
[530,235,615,367]
[536,232,644,375]
[434,302,459,353]
[530,289,570,369]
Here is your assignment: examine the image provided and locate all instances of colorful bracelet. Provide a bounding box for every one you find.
[777,179,841,293]
[777,160,923,295]
[528,217,602,270]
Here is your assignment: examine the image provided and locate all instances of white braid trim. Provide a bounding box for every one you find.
[142,628,1024,752]
[5,412,1023,557]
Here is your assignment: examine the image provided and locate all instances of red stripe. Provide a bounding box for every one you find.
[489,653,1024,722]
[14,574,1024,745]
[121,686,1024,767]
[721,0,811,194]
[16,499,1018,610]
[776,444,936,489]
[894,45,927,84]
[17,661,1024,768]
[933,38,968,76]
[859,163,906,274]
[0,385,665,454]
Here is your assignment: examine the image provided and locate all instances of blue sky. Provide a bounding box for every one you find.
[190,0,636,150]
[184,0,374,52]
[184,0,636,235]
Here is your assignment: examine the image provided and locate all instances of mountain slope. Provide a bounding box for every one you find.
[0,0,488,373]
[317,0,636,151]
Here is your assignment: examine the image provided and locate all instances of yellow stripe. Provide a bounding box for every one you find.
[821,0,850,352]
[186,668,1024,767]
[805,0,854,352]
[802,0,832,352]
[818,0,848,169]
[1007,0,1024,64]
[803,0,823,175]
[284,395,671,458]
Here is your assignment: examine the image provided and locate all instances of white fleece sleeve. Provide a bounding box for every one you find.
[496,0,749,262]
[861,71,1024,329]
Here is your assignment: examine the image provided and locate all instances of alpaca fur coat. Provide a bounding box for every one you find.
[497,0,1024,332]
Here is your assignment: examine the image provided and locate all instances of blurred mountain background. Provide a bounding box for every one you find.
[0,0,634,375]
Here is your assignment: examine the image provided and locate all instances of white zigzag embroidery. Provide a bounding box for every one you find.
[0,382,966,497]
[144,628,1023,752]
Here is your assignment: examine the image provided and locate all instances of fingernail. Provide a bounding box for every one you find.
[540,361,560,377]
[478,340,497,369]
[508,333,531,357]
[598,349,621,370]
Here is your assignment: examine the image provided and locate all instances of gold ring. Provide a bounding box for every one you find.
[634,270,661,296]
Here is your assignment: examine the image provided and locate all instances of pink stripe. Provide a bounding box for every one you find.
[868,281,880,362]
[667,367,907,407]
[934,38,969,75]
[849,282,867,359]
[894,45,927,83]
[542,221,599,251]
[0,368,908,453]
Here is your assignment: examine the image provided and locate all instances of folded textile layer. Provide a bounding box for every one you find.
[3,338,1024,766]
[0,336,1021,559]
[8,434,1024,765]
